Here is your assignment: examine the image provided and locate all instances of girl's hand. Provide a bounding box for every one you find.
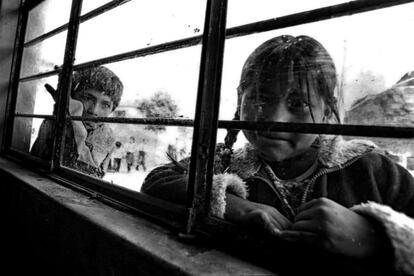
[225,193,291,235]
[280,198,388,258]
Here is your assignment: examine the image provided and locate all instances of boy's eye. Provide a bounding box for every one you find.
[102,102,111,109]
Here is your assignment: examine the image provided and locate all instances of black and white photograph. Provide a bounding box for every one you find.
[0,0,413,275]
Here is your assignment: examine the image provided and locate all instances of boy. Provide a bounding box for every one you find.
[31,66,124,178]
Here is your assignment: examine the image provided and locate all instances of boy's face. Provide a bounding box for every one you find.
[240,77,327,162]
[74,89,114,131]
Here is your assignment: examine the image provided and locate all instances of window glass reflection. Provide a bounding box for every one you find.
[25,0,71,42]
[76,0,206,64]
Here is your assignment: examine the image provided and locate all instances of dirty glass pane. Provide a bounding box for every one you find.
[219,2,414,130]
[86,46,201,121]
[11,117,54,160]
[214,1,414,234]
[16,76,58,115]
[81,0,113,15]
[344,136,414,174]
[75,0,206,64]
[227,0,348,28]
[61,123,193,194]
[25,0,71,42]
[20,31,67,78]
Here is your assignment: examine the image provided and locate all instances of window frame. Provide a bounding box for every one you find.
[3,0,414,238]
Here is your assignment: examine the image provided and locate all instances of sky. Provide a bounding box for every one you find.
[24,0,414,149]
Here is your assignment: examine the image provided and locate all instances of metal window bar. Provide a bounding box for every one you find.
[54,165,187,229]
[185,0,228,234]
[19,35,203,83]
[14,113,55,120]
[5,0,414,234]
[14,112,414,139]
[23,0,131,48]
[8,148,51,167]
[3,1,29,153]
[67,116,414,139]
[23,0,44,11]
[69,116,194,126]
[225,0,414,39]
[17,0,414,83]
[51,0,82,170]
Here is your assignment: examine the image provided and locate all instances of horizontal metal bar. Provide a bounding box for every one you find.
[225,0,414,39]
[68,0,414,74]
[19,0,414,83]
[69,116,195,126]
[19,68,61,83]
[19,35,203,82]
[55,166,187,229]
[73,35,203,71]
[69,115,414,139]
[24,0,131,48]
[14,113,56,120]
[218,120,414,139]
[7,148,51,167]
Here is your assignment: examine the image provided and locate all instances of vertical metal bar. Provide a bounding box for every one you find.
[51,0,82,170]
[3,0,28,153]
[186,0,228,234]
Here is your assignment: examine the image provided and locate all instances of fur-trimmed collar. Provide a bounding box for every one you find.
[228,136,377,179]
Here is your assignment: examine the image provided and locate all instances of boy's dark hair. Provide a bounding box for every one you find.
[71,66,124,110]
[115,141,122,147]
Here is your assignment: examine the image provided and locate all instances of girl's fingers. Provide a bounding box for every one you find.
[269,211,291,230]
[296,198,320,213]
[263,217,282,236]
[293,206,319,222]
[279,230,319,244]
[291,220,320,233]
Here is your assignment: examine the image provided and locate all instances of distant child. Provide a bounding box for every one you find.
[124,136,139,172]
[136,138,147,172]
[111,141,125,172]
[31,66,123,178]
[141,35,414,274]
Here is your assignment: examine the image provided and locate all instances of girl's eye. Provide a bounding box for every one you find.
[287,98,309,110]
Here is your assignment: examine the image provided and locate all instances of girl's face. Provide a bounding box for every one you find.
[240,76,327,162]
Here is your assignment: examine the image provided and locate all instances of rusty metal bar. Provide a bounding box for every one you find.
[23,0,131,48]
[226,0,414,39]
[218,120,414,139]
[6,148,51,168]
[69,116,194,126]
[19,68,61,82]
[14,113,55,120]
[51,0,82,170]
[186,0,228,234]
[3,2,28,152]
[72,35,203,70]
[14,111,414,139]
[54,165,187,229]
[19,0,414,83]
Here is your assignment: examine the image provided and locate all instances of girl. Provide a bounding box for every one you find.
[141,35,414,274]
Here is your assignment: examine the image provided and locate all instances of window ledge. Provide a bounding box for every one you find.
[0,157,272,275]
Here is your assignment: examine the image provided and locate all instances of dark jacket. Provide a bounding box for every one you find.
[141,136,414,273]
